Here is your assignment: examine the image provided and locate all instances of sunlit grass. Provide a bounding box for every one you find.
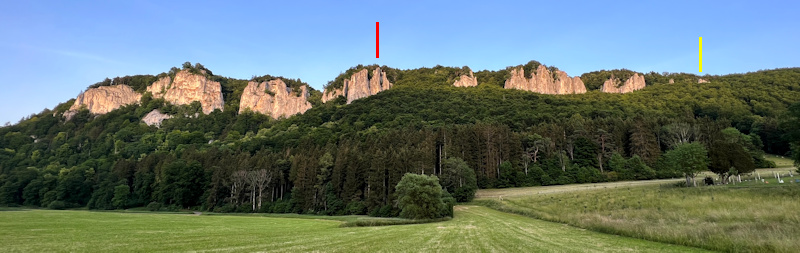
[764,154,796,168]
[478,183,800,252]
[0,206,705,252]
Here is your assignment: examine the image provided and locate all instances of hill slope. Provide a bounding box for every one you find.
[0,62,798,216]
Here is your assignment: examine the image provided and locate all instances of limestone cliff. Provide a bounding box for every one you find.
[142,109,172,127]
[601,73,646,93]
[321,67,393,104]
[321,89,343,103]
[65,85,142,120]
[238,79,312,118]
[146,70,224,114]
[503,66,586,94]
[698,78,709,83]
[453,70,478,87]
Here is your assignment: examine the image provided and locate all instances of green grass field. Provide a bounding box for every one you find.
[477,182,800,252]
[5,155,794,252]
[0,206,705,252]
[765,154,796,168]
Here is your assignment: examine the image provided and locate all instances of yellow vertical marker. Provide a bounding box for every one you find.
[699,37,703,72]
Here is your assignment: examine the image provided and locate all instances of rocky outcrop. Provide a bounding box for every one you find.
[344,69,371,103]
[146,70,224,114]
[504,67,529,91]
[669,79,674,84]
[321,89,343,103]
[453,70,478,87]
[321,67,393,104]
[65,85,142,120]
[698,78,709,83]
[142,109,172,127]
[503,66,586,94]
[601,73,646,93]
[238,79,312,119]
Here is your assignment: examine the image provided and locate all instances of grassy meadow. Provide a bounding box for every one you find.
[0,206,705,252]
[764,154,796,168]
[476,181,800,252]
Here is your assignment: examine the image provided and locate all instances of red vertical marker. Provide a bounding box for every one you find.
[376,22,379,58]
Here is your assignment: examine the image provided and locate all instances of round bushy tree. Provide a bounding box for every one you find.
[395,173,446,219]
[665,142,709,187]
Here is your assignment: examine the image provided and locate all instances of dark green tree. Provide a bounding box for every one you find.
[439,157,477,202]
[112,182,130,209]
[782,102,800,170]
[709,129,756,184]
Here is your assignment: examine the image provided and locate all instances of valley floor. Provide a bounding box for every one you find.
[0,206,704,252]
[6,166,794,252]
[476,172,800,252]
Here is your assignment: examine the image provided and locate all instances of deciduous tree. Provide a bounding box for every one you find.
[665,142,708,187]
[395,173,448,219]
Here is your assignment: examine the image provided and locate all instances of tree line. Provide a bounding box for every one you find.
[0,115,782,215]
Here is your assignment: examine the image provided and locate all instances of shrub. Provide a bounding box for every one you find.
[272,200,292,213]
[112,184,130,209]
[236,202,253,213]
[213,204,236,213]
[369,204,398,217]
[164,205,180,212]
[440,190,455,218]
[704,177,715,186]
[146,202,162,211]
[47,200,66,210]
[345,201,367,215]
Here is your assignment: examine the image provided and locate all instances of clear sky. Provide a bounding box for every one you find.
[1,0,798,124]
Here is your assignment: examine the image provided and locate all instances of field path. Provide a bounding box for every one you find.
[475,179,683,199]
[0,206,707,252]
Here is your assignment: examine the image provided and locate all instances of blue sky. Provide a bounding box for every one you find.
[1,0,798,124]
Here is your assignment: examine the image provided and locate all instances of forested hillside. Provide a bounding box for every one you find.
[1,62,799,217]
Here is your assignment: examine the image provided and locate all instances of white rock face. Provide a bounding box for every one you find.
[65,85,142,120]
[146,70,224,114]
[321,88,343,103]
[142,109,172,127]
[504,66,586,94]
[322,67,393,104]
[238,79,312,119]
[601,73,646,93]
[453,70,478,87]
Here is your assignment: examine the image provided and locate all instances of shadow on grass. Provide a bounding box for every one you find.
[202,211,452,227]
[338,217,451,227]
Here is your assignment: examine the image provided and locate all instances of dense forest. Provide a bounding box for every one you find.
[1,62,799,217]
